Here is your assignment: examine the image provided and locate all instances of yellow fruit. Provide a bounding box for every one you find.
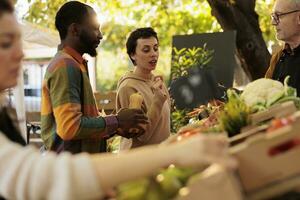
[128,93,145,133]
[129,93,143,109]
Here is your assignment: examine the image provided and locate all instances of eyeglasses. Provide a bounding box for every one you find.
[271,10,300,25]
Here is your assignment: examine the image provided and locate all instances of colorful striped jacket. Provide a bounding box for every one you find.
[41,46,118,153]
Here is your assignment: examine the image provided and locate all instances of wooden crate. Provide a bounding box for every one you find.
[229,101,297,146]
[250,101,297,125]
[229,124,268,146]
[230,117,300,198]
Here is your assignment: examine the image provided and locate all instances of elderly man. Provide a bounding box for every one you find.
[266,0,300,95]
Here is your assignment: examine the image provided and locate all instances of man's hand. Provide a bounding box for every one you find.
[116,125,145,139]
[116,108,148,138]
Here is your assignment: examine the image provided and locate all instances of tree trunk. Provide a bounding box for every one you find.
[207,0,271,80]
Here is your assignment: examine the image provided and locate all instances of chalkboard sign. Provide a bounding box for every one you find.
[170,66,224,109]
[172,32,236,88]
[170,32,236,109]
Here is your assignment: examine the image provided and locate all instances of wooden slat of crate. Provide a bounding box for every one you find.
[250,101,297,125]
[229,124,268,146]
[246,175,300,200]
[230,103,299,146]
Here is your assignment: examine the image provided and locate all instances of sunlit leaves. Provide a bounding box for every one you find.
[24,0,276,50]
[24,0,221,51]
[171,45,214,79]
[255,0,276,44]
[23,0,277,91]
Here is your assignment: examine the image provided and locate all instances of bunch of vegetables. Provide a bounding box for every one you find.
[171,108,190,133]
[218,77,300,137]
[186,100,224,133]
[176,77,300,138]
[241,76,300,112]
[219,89,251,137]
[117,165,197,200]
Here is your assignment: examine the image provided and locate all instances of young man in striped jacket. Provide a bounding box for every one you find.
[41,1,148,154]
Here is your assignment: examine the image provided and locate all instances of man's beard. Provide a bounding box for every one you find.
[79,31,98,57]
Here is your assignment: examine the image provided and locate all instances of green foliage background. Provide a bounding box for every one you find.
[23,0,276,92]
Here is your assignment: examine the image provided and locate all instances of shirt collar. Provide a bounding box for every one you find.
[283,43,300,55]
[62,46,87,65]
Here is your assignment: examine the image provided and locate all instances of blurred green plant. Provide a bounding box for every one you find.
[171,45,214,79]
[220,89,250,137]
[255,0,276,45]
[24,0,277,92]
[170,106,189,133]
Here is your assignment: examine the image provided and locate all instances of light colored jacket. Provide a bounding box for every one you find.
[0,133,103,200]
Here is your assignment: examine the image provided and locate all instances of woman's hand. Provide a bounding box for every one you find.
[152,78,167,103]
[171,134,237,169]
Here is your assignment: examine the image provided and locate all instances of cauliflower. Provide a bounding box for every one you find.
[241,78,284,108]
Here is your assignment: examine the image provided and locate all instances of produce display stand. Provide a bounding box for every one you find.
[229,101,297,146]
[114,100,300,199]
[180,102,300,200]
